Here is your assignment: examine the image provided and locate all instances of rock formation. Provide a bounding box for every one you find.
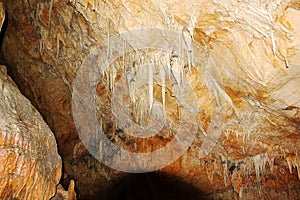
[52,180,76,200]
[0,4,62,199]
[0,0,299,199]
[0,62,61,199]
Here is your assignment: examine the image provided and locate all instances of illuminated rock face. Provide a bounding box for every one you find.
[0,3,61,200]
[0,0,300,199]
[0,68,61,200]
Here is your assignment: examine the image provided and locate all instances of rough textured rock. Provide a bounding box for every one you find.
[0,2,4,32]
[0,63,62,199]
[52,180,76,200]
[0,0,300,199]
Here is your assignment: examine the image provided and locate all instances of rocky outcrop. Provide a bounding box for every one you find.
[0,63,62,199]
[0,0,300,199]
[52,180,76,200]
[0,3,61,199]
[0,2,4,32]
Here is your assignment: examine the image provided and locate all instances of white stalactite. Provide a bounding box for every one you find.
[148,63,154,111]
[160,63,166,110]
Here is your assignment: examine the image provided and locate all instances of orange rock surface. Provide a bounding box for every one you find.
[0,0,299,199]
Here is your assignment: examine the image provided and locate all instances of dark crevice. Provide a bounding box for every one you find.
[95,172,208,200]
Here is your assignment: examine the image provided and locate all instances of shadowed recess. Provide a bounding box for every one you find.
[97,172,207,200]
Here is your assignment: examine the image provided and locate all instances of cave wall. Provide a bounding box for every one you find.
[0,0,300,199]
[0,64,62,199]
[0,3,62,199]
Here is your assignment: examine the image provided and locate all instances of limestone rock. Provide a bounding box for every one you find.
[0,0,300,199]
[0,2,4,32]
[0,65,62,199]
[51,180,76,200]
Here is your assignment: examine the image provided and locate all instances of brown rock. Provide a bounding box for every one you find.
[0,65,62,199]
[51,180,76,200]
[0,0,300,199]
[0,2,4,32]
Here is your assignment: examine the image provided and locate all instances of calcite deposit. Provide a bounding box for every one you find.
[0,62,62,199]
[0,3,62,199]
[0,0,299,199]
